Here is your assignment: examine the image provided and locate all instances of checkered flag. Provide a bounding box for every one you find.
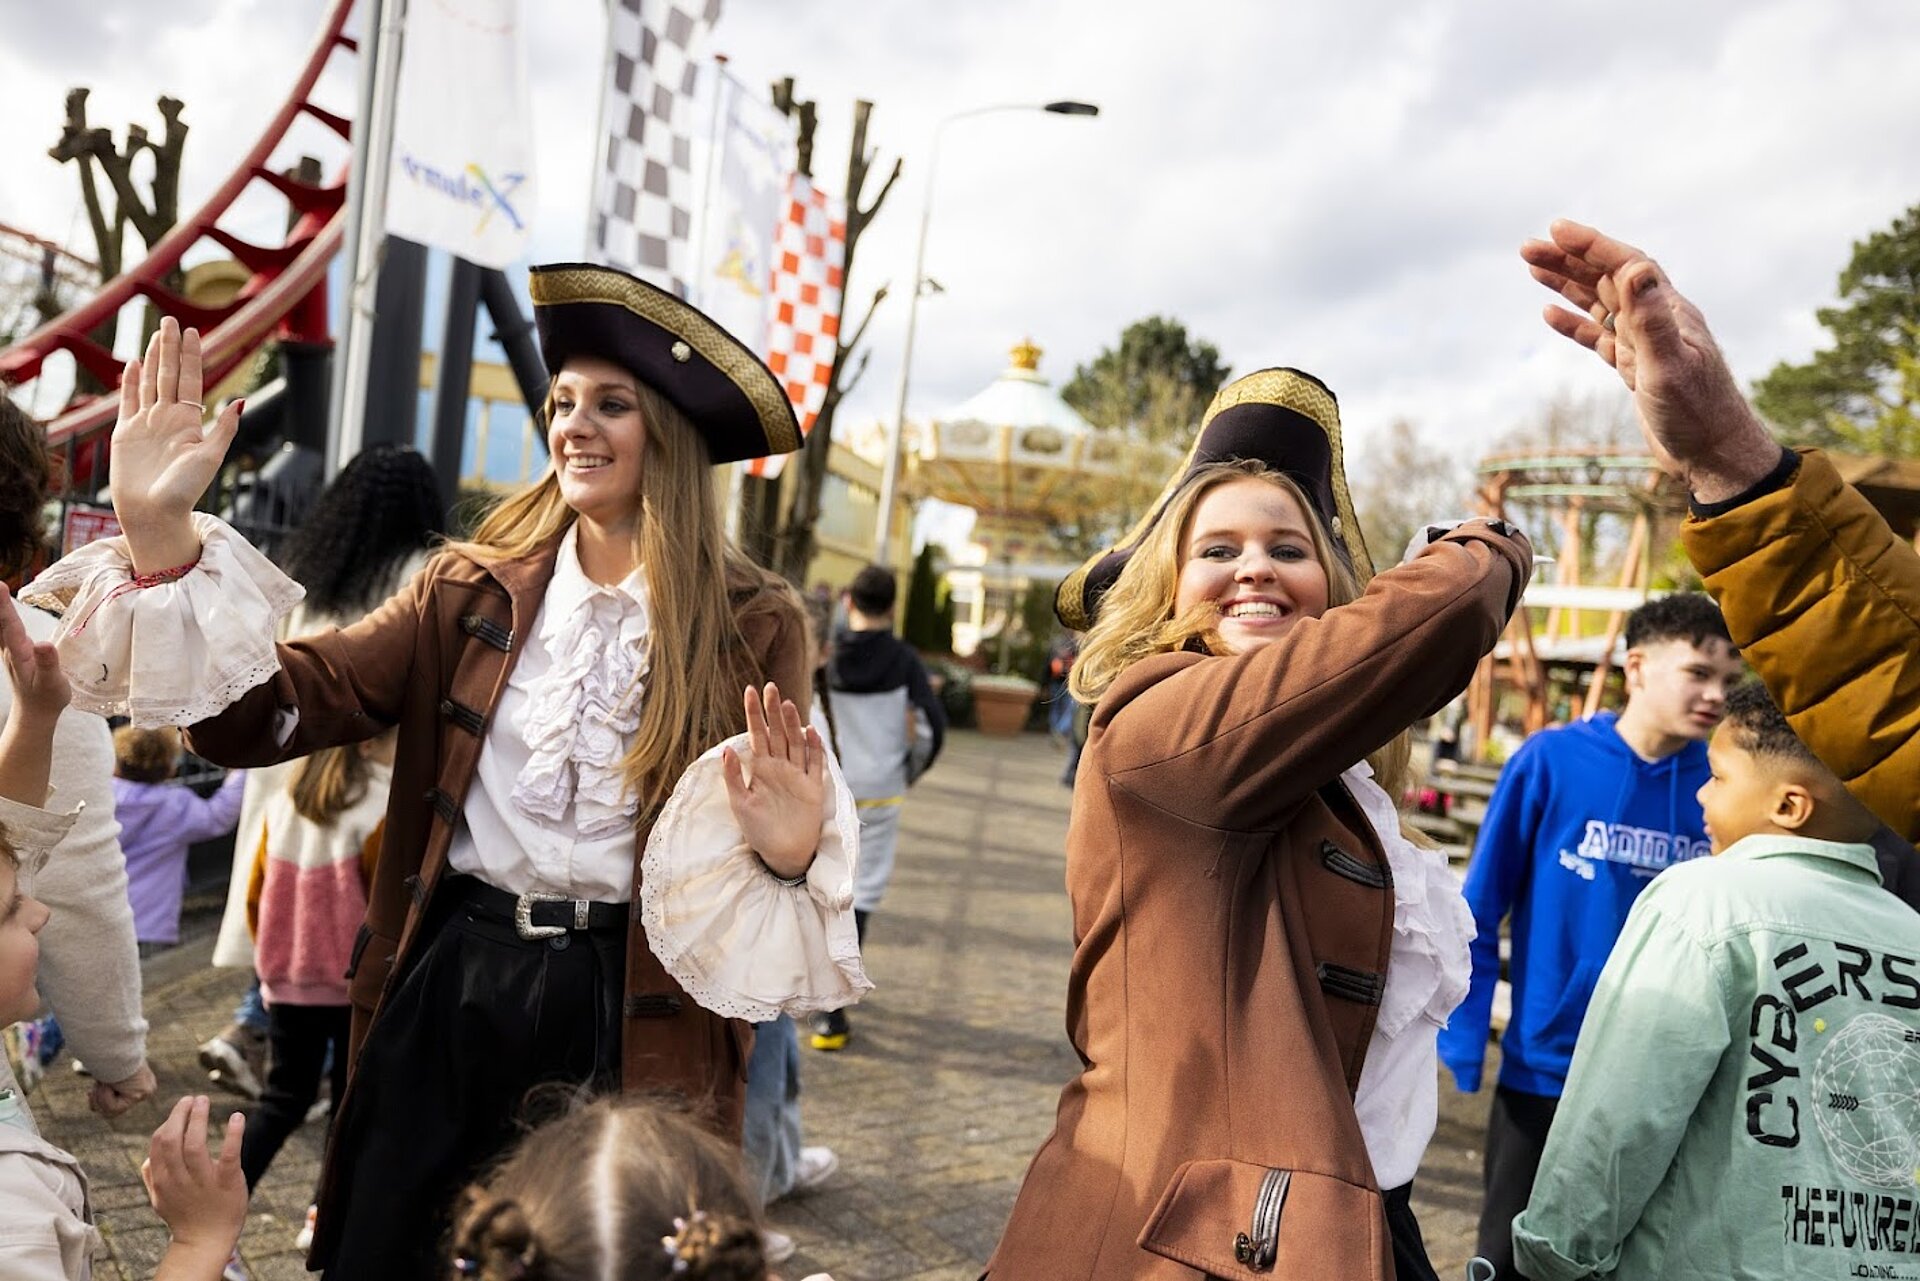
[749,174,847,479]
[589,0,722,295]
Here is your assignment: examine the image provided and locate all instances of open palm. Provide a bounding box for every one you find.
[722,681,826,881]
[111,318,242,525]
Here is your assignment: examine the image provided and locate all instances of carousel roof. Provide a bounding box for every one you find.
[907,340,1169,525]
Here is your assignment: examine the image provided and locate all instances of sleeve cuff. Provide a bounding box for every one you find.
[1687,445,1799,518]
[20,512,305,727]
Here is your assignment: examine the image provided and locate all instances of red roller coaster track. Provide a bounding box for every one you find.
[0,0,358,461]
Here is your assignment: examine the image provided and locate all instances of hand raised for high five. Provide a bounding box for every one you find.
[1521,220,1782,504]
[721,682,826,882]
[110,316,243,575]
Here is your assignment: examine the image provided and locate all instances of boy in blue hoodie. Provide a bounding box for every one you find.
[1437,592,1743,1280]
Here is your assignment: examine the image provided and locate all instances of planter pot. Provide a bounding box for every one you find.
[972,677,1039,736]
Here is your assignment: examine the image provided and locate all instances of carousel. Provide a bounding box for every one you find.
[905,338,1176,671]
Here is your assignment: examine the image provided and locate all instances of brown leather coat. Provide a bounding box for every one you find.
[184,536,808,1243]
[987,527,1527,1280]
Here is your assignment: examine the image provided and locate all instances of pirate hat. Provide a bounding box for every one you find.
[529,263,802,465]
[1054,367,1374,631]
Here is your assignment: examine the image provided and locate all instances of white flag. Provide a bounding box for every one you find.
[385,0,536,268]
[690,74,796,357]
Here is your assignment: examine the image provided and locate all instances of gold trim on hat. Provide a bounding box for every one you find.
[1054,368,1375,631]
[530,267,802,455]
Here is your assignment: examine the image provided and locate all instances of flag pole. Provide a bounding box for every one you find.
[329,0,409,479]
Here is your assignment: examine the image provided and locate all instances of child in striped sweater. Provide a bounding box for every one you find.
[236,733,393,1244]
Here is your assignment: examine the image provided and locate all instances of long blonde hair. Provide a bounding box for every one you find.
[1071,460,1414,802]
[453,379,789,824]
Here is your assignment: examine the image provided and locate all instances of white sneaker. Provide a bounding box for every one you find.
[294,1204,318,1251]
[762,1228,797,1264]
[792,1145,839,1193]
[221,1250,252,1281]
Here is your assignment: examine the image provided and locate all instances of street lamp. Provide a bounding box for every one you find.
[870,99,1100,566]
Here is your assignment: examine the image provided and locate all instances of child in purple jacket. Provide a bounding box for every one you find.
[110,727,243,954]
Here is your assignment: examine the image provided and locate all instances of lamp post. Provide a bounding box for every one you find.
[870,99,1099,566]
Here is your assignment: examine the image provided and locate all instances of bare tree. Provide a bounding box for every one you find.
[48,88,188,388]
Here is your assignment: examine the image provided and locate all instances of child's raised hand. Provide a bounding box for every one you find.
[143,1096,248,1261]
[0,582,69,720]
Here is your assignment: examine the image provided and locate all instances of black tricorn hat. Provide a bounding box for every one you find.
[1054,367,1374,631]
[529,263,802,465]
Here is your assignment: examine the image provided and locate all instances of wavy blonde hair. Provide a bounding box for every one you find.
[452,379,792,825]
[1071,460,1414,804]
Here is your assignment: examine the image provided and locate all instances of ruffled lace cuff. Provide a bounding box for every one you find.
[0,795,82,877]
[21,513,305,727]
[640,732,872,1021]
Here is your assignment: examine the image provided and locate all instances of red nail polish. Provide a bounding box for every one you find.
[236,399,246,416]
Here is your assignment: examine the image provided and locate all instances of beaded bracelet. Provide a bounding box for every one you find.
[68,551,203,638]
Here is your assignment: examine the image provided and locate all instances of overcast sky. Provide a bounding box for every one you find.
[4,0,1919,479]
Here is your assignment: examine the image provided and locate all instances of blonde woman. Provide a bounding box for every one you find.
[27,267,867,1277]
[987,369,1531,1280]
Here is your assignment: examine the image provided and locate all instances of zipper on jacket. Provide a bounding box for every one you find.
[1232,1167,1289,1271]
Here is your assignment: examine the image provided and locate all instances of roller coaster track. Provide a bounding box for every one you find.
[0,0,357,465]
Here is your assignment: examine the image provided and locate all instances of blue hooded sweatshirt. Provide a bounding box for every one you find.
[1436,712,1712,1097]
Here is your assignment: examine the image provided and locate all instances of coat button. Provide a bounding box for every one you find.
[1234,1232,1253,1264]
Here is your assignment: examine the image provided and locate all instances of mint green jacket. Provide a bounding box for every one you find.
[1512,834,1920,1280]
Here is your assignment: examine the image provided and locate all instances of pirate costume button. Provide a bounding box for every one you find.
[1055,367,1376,630]
[529,263,802,465]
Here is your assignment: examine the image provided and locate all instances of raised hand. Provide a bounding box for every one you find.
[109,317,243,574]
[143,1095,249,1278]
[1521,219,1780,503]
[0,582,69,720]
[722,682,826,881]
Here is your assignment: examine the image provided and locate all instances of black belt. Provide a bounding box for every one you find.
[443,875,628,940]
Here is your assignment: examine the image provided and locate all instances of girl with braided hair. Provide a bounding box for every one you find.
[446,1095,832,1281]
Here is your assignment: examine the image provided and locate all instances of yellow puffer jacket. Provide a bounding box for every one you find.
[1683,448,1919,842]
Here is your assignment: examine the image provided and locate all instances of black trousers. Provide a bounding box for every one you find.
[317,879,626,1279]
[240,1001,350,1192]
[1475,1085,1560,1280]
[1386,1180,1441,1281]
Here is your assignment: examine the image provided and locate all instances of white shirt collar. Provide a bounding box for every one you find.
[543,523,649,638]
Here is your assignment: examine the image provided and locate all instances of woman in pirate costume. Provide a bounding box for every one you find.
[26,269,869,1276]
[985,369,1531,1280]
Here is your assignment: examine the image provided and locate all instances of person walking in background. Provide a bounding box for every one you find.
[810,564,945,1051]
[237,733,394,1251]
[0,399,154,1120]
[743,592,843,1264]
[110,726,244,956]
[1436,592,1742,1281]
[198,444,443,1102]
[1512,682,1914,1280]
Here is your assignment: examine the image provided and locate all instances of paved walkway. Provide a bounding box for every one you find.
[35,729,1496,1279]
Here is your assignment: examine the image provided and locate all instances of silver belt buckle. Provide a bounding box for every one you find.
[513,890,568,940]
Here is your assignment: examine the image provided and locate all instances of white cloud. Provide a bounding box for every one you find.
[4,0,1918,481]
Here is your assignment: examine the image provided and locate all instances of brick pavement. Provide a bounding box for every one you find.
[35,729,1497,1279]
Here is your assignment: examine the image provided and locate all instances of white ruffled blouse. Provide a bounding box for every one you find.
[1343,760,1477,1192]
[23,514,868,1020]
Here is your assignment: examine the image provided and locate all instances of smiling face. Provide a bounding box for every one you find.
[0,854,50,1027]
[547,356,649,534]
[1172,476,1331,654]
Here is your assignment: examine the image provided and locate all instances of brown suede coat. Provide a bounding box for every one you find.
[183,535,808,1261]
[987,527,1528,1281]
